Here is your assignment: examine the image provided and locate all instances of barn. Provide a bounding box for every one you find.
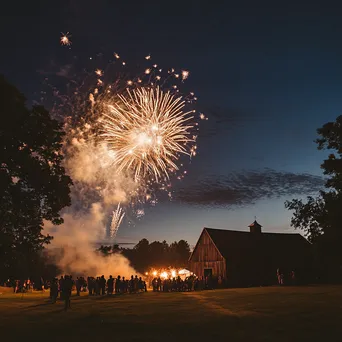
[188,220,312,287]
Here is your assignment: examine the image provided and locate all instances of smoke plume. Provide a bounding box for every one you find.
[45,135,140,277]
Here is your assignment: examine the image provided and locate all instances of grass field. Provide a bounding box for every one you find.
[1,285,341,342]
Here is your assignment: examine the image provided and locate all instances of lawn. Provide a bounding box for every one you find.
[1,285,341,342]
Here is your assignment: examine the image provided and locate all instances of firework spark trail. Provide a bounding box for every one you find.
[100,86,195,182]
[110,203,125,240]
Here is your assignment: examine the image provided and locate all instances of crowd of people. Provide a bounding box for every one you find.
[151,275,213,292]
[2,278,42,293]
[49,274,148,310]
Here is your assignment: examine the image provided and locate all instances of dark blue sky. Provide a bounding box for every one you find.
[1,1,341,245]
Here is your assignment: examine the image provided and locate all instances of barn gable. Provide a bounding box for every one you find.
[189,228,226,279]
[189,228,224,262]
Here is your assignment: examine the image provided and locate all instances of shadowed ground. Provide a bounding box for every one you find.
[1,285,341,341]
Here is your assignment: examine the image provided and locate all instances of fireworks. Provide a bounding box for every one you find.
[48,49,206,239]
[60,32,71,46]
[100,86,195,181]
[160,271,168,279]
[181,70,189,80]
[109,203,125,240]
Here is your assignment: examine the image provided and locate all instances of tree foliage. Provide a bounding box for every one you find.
[98,239,191,273]
[285,115,342,268]
[0,76,72,279]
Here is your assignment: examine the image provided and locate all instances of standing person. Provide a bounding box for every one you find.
[76,277,81,296]
[157,277,162,292]
[95,277,100,296]
[100,275,106,295]
[107,275,114,295]
[152,278,157,292]
[115,276,121,294]
[138,277,144,292]
[13,280,19,293]
[291,270,296,285]
[134,275,139,293]
[63,275,73,311]
[129,276,134,294]
[59,276,65,300]
[87,277,93,296]
[50,278,58,303]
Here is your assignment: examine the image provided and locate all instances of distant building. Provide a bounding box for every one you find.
[188,221,312,287]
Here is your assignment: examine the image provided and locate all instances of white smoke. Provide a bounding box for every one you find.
[45,135,140,277]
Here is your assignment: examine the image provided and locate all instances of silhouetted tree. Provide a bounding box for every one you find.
[0,76,72,280]
[285,115,342,279]
[169,240,191,267]
[118,238,191,272]
[97,245,112,256]
[112,244,120,252]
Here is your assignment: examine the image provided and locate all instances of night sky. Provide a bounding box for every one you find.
[1,1,341,246]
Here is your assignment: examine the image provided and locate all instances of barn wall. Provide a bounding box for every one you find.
[190,260,227,279]
[189,230,226,279]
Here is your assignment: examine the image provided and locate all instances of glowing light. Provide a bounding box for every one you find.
[122,62,126,65]
[60,32,71,46]
[199,113,206,120]
[145,55,151,60]
[145,68,151,74]
[181,70,189,80]
[95,69,103,76]
[178,269,190,276]
[136,208,145,217]
[100,86,195,181]
[171,269,176,278]
[114,52,120,59]
[152,271,157,277]
[145,272,148,276]
[127,80,133,85]
[160,271,168,279]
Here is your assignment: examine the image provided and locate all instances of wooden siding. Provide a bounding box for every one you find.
[189,229,226,279]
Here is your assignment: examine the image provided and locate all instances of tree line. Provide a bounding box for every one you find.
[98,239,191,273]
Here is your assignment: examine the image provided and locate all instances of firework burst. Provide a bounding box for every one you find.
[60,32,71,46]
[100,86,195,181]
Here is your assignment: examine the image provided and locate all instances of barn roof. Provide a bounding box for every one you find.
[202,227,311,260]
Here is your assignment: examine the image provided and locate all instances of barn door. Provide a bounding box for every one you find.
[204,268,212,278]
